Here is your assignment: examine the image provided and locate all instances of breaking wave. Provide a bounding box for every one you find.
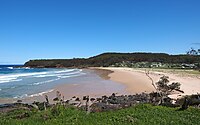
[0,68,86,98]
[0,69,83,84]
[29,89,54,97]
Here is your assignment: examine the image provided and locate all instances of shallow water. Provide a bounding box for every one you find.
[0,65,85,98]
[0,65,126,99]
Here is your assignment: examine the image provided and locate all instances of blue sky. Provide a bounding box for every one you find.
[0,0,200,64]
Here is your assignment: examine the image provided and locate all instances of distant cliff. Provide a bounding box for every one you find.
[24,52,200,68]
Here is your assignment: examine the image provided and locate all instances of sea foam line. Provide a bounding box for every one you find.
[58,73,86,78]
[7,67,14,69]
[29,89,54,97]
[0,69,83,84]
[31,72,85,85]
[0,69,77,83]
[32,78,61,85]
[0,72,49,81]
[0,79,22,84]
[34,70,82,78]
[54,69,78,73]
[0,69,78,79]
[13,94,28,99]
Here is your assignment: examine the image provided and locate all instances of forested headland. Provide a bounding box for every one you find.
[24,52,200,68]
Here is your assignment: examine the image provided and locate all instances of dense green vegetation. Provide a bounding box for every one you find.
[0,104,200,125]
[24,52,200,68]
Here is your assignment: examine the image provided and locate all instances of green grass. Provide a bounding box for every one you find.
[0,104,200,125]
[134,67,200,76]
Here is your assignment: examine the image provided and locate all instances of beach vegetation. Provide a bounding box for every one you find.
[156,76,181,94]
[186,48,200,55]
[0,104,200,125]
[24,53,200,69]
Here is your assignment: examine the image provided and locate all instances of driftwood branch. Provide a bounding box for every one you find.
[145,69,157,91]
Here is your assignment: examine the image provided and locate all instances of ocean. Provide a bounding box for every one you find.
[0,65,86,98]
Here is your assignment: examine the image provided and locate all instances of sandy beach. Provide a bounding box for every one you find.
[99,67,200,98]
[0,69,126,104]
[0,67,200,104]
[45,67,200,102]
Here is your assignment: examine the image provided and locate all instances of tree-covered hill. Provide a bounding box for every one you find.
[24,52,200,68]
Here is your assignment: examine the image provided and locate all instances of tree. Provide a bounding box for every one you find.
[169,82,181,91]
[156,76,181,94]
[186,48,199,55]
[155,76,182,105]
[198,49,200,54]
[186,48,200,71]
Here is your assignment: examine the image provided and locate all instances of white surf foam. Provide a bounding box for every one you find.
[0,78,22,84]
[0,69,84,84]
[7,67,14,69]
[15,67,31,69]
[0,72,48,79]
[34,74,58,78]
[31,72,85,85]
[54,69,76,73]
[0,72,49,83]
[24,67,31,69]
[58,73,86,78]
[13,94,28,99]
[33,69,81,78]
[61,70,81,75]
[29,89,54,97]
[32,78,61,85]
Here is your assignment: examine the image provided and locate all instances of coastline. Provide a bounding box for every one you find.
[1,67,200,104]
[99,67,200,99]
[0,69,127,104]
[90,67,156,94]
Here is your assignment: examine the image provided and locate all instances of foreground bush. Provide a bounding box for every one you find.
[0,104,200,125]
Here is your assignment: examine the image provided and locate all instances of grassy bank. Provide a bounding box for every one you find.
[1,104,200,125]
[133,68,200,76]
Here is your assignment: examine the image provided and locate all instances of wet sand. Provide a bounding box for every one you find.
[96,67,156,94]
[0,69,126,104]
[1,67,200,104]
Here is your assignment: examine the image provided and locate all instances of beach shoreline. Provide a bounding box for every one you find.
[0,68,126,104]
[0,67,200,104]
[98,67,200,99]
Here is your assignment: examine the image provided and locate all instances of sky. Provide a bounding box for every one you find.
[0,0,200,64]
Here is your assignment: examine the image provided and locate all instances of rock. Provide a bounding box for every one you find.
[83,96,87,100]
[90,98,95,102]
[53,97,59,101]
[17,100,22,103]
[111,93,116,97]
[75,97,80,101]
[102,95,108,100]
[96,98,102,102]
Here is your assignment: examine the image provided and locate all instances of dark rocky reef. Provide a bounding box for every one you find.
[1,93,200,114]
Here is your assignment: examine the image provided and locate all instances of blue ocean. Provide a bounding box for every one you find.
[0,65,85,98]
